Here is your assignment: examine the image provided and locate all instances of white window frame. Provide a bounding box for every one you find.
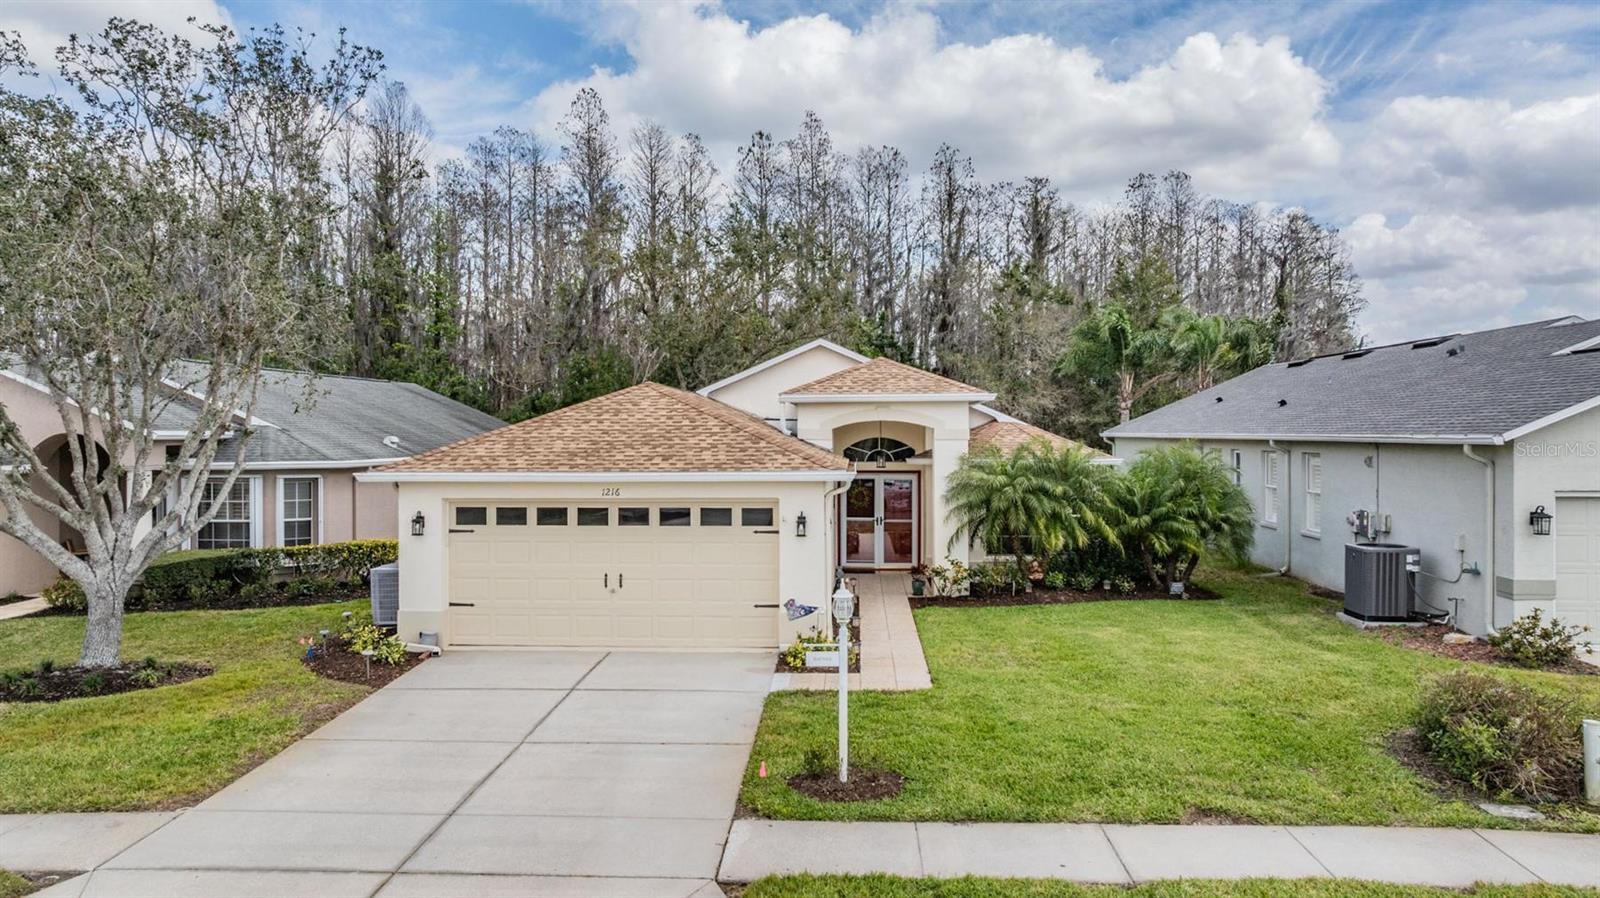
[276,474,324,548]
[1261,450,1280,527]
[191,474,263,550]
[1230,449,1243,485]
[1302,452,1323,536]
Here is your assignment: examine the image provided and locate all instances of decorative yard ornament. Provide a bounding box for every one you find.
[784,599,817,621]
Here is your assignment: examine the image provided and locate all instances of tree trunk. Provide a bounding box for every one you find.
[1181,553,1200,586]
[79,576,132,668]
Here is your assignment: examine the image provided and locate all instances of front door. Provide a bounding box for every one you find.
[841,475,918,569]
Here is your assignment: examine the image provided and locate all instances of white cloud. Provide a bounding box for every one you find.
[1355,93,1600,214]
[0,0,229,66]
[524,4,1338,196]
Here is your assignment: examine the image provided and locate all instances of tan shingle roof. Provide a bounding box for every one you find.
[378,382,850,474]
[781,357,989,397]
[970,420,1107,457]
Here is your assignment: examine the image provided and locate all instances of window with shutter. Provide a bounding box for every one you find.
[1303,453,1323,534]
[1261,451,1280,525]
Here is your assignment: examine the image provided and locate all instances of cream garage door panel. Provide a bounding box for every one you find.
[1553,496,1600,631]
[447,503,778,648]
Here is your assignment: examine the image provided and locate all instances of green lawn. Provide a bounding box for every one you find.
[0,601,368,812]
[741,877,1600,898]
[742,568,1600,830]
[0,871,29,898]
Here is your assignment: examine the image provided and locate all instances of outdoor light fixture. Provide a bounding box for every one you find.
[796,511,807,538]
[410,511,426,536]
[1530,505,1552,536]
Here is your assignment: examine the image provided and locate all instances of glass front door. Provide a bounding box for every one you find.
[841,475,917,568]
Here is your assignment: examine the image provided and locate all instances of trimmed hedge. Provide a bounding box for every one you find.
[43,540,398,612]
[139,539,397,609]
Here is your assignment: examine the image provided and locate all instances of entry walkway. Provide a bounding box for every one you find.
[720,820,1600,888]
[22,650,766,898]
[0,596,47,620]
[770,572,932,692]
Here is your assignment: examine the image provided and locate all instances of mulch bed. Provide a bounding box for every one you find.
[302,641,429,686]
[1370,624,1596,676]
[911,583,1219,608]
[775,620,861,674]
[788,768,905,802]
[0,660,213,703]
[33,589,369,617]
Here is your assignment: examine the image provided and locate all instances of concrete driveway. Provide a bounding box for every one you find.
[44,650,771,898]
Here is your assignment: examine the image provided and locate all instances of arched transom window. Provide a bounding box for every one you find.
[842,437,916,463]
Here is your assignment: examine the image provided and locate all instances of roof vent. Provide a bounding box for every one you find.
[1214,396,1224,403]
[382,435,402,451]
[1286,357,1313,368]
[1342,349,1372,359]
[1277,399,1288,407]
[1446,344,1466,357]
[1411,335,1455,349]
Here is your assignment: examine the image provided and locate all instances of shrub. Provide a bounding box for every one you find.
[1488,609,1592,669]
[139,539,397,609]
[1042,571,1066,590]
[41,575,86,611]
[925,557,970,597]
[968,561,1026,597]
[800,744,836,777]
[1113,444,1253,591]
[782,630,856,669]
[1414,670,1582,802]
[1067,571,1098,592]
[140,549,260,608]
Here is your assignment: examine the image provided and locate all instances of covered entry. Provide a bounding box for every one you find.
[445,501,780,648]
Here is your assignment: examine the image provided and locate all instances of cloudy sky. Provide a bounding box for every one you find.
[5,0,1597,344]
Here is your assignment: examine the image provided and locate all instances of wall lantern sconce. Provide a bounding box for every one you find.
[796,511,808,538]
[410,511,426,536]
[1529,505,1552,536]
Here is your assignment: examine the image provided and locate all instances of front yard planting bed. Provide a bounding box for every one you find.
[302,638,429,686]
[0,659,211,703]
[0,600,371,812]
[741,567,1600,831]
[910,583,1218,609]
[1370,624,1596,676]
[736,877,1600,898]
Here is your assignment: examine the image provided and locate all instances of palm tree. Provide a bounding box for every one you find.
[1163,307,1275,391]
[1056,302,1175,423]
[1115,444,1254,591]
[945,439,1118,582]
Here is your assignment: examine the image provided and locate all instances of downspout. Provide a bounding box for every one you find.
[820,467,857,640]
[1462,444,1496,636]
[1268,439,1292,574]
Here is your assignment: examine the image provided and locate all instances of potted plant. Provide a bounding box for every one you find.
[909,564,927,596]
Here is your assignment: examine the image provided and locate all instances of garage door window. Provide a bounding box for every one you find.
[496,507,528,526]
[577,507,609,526]
[700,507,732,526]
[741,508,774,527]
[456,506,487,526]
[661,507,691,526]
[536,507,568,526]
[619,507,650,526]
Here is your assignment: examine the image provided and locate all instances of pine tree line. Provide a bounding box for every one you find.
[330,84,1364,442]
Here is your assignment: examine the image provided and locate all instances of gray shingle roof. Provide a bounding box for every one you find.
[5,357,502,465]
[1104,317,1600,443]
[214,368,504,464]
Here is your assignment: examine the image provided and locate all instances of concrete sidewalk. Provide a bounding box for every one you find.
[720,820,1600,889]
[0,596,47,620]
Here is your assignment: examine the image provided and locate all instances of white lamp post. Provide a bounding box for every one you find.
[831,584,856,783]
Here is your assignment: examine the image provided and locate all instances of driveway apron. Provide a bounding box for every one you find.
[43,649,769,898]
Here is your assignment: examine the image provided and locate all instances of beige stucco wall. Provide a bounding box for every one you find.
[0,376,73,594]
[703,344,859,424]
[247,469,396,547]
[1500,406,1600,624]
[386,479,839,648]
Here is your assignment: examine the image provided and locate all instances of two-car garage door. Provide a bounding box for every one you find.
[446,501,780,648]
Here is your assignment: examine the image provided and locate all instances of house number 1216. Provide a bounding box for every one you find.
[600,488,622,497]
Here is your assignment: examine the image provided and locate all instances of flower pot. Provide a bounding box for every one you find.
[910,578,925,596]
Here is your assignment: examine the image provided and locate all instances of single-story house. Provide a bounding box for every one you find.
[0,364,503,596]
[1104,316,1600,637]
[360,339,1101,650]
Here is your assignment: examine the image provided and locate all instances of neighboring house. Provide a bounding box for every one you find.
[361,338,1101,649]
[0,364,503,596]
[1104,316,1600,637]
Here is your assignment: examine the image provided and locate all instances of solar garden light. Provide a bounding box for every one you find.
[318,628,330,647]
[361,648,374,678]
[832,584,856,783]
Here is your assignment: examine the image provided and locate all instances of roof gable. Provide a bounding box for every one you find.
[781,357,993,399]
[1104,317,1600,444]
[697,338,867,398]
[970,420,1107,457]
[379,382,851,474]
